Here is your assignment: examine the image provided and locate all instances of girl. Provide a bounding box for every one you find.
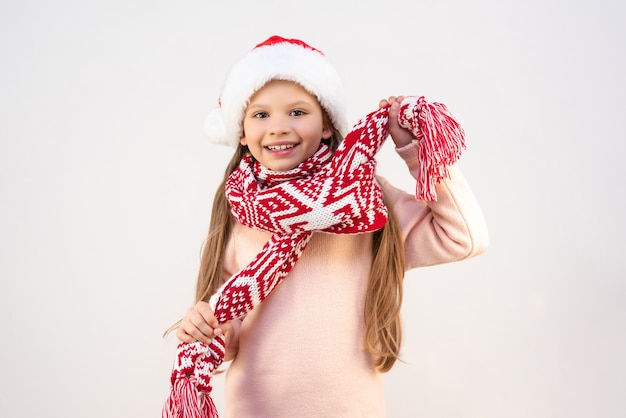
[166,36,489,417]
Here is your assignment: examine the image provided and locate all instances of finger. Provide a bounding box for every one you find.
[178,308,216,341]
[378,99,390,109]
[195,301,220,328]
[175,327,189,342]
[189,313,218,338]
[388,100,401,121]
[181,320,214,344]
[218,321,232,336]
[176,327,205,344]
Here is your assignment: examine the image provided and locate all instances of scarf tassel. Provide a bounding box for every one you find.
[163,339,224,418]
[399,96,466,202]
[162,376,218,418]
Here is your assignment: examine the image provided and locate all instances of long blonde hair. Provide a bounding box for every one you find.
[192,112,405,372]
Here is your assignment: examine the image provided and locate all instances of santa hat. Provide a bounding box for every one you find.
[203,36,348,147]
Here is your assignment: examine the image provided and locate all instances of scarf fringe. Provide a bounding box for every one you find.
[162,376,217,418]
[398,96,466,201]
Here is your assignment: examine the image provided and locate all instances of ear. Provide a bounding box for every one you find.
[239,136,248,146]
[322,128,333,140]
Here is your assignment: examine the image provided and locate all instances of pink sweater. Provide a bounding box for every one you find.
[221,142,489,417]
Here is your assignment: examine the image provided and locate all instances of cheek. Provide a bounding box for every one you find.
[303,122,327,139]
[240,121,260,146]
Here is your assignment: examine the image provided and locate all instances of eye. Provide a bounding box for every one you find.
[290,109,307,117]
[253,111,269,119]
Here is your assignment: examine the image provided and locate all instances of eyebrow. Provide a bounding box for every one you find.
[246,100,317,112]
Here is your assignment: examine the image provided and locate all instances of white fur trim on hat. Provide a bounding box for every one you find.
[203,36,347,147]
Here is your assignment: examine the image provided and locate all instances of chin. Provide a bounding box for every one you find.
[269,162,298,172]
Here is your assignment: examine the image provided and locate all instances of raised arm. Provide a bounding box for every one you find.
[378,95,489,270]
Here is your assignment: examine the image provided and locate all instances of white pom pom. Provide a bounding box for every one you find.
[202,107,236,147]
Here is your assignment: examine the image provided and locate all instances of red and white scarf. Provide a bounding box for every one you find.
[163,96,465,418]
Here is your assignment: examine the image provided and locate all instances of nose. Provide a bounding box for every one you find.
[268,115,291,136]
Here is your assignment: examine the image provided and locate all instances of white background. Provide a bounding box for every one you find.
[1,0,625,417]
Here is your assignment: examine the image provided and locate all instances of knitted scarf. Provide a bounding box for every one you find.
[162,96,465,418]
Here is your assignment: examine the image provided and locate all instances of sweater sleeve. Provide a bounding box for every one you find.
[378,141,489,271]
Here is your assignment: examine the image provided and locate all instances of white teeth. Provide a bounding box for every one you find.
[267,144,295,151]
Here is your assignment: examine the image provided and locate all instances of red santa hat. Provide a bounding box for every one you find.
[203,36,348,147]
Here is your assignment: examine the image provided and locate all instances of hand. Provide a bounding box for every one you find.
[176,300,232,345]
[378,96,415,148]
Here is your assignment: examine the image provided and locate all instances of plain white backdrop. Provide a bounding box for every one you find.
[1,0,625,417]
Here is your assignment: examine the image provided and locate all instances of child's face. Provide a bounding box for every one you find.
[240,80,332,171]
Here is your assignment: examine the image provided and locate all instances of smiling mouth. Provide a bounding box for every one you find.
[266,144,296,151]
